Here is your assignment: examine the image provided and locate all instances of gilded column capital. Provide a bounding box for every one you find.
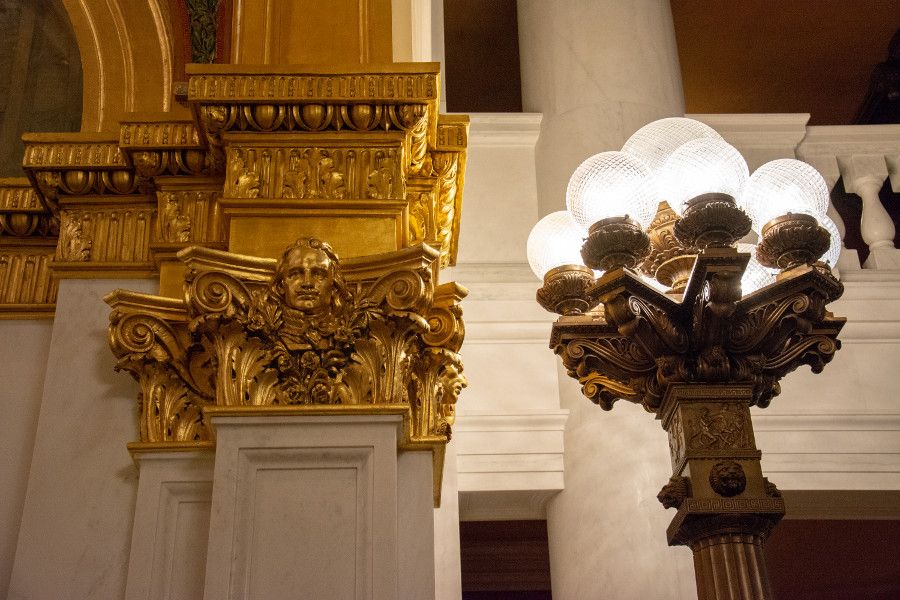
[107,238,467,504]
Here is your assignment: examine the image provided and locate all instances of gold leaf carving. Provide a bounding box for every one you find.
[366,151,396,199]
[22,139,126,168]
[108,239,467,444]
[409,192,432,244]
[57,208,152,263]
[57,216,91,261]
[0,249,57,306]
[158,194,192,243]
[187,72,439,102]
[137,364,207,442]
[155,190,220,244]
[120,121,203,149]
[228,150,261,198]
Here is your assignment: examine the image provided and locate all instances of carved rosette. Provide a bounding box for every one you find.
[107,240,467,461]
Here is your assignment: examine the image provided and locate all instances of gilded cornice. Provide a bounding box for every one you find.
[5,64,468,318]
[185,63,441,102]
[0,178,58,317]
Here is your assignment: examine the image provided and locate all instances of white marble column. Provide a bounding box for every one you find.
[0,319,52,600]
[547,369,696,599]
[518,0,685,216]
[8,278,156,600]
[517,1,696,597]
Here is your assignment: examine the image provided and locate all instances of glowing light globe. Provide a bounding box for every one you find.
[527,211,587,280]
[622,117,723,175]
[658,138,749,215]
[742,159,831,234]
[566,151,657,230]
[737,243,777,294]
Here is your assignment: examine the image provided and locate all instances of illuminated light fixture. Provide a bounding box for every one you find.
[565,151,657,271]
[742,159,831,234]
[526,118,838,306]
[743,159,833,270]
[661,138,752,249]
[566,150,657,229]
[659,137,750,216]
[527,118,846,600]
[527,210,596,315]
[527,210,587,280]
[622,117,723,175]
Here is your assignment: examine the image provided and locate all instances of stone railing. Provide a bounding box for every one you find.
[692,115,900,271]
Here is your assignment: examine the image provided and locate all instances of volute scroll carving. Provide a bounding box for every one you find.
[552,252,845,413]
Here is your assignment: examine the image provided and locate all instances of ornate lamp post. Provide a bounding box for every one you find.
[528,118,845,600]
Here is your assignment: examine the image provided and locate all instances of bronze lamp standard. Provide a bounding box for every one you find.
[527,118,845,600]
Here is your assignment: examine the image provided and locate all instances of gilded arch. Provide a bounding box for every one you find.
[62,0,176,131]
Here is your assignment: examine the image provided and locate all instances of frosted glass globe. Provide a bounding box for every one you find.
[527,211,587,280]
[658,138,749,215]
[819,214,842,268]
[566,151,657,230]
[622,117,723,175]
[737,243,776,294]
[742,159,831,234]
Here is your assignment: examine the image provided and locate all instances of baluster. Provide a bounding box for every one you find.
[839,154,898,269]
[803,155,856,274]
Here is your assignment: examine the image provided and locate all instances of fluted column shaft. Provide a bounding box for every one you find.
[692,533,774,600]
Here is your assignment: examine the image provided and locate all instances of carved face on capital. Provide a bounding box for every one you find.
[709,460,747,498]
[281,245,334,314]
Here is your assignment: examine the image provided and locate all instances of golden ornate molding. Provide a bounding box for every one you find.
[107,239,466,503]
[0,178,58,317]
[185,64,439,102]
[5,64,467,317]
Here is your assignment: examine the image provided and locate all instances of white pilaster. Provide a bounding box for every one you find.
[433,441,462,600]
[202,413,434,600]
[125,451,214,600]
[517,0,685,216]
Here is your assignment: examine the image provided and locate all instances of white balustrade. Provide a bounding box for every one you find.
[690,118,900,272]
[839,154,897,269]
